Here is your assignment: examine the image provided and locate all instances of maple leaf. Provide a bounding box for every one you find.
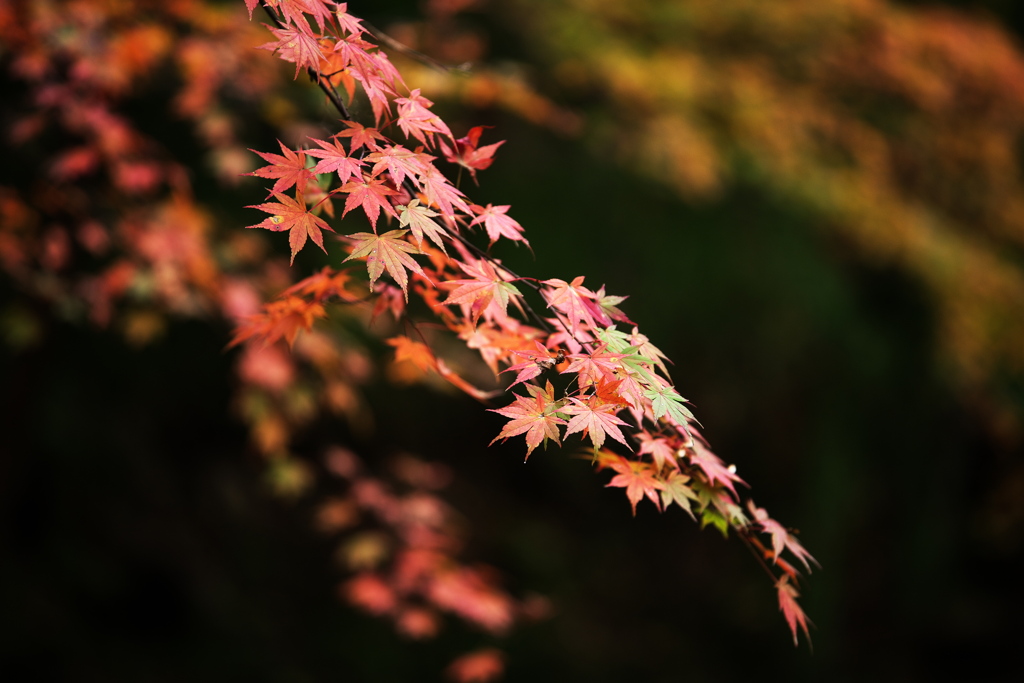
[469,203,527,245]
[306,136,364,183]
[659,470,697,518]
[248,140,314,195]
[439,126,505,184]
[542,277,609,338]
[335,120,386,153]
[445,648,505,683]
[280,0,334,33]
[544,316,595,355]
[443,258,523,323]
[563,343,626,388]
[334,3,366,37]
[397,199,448,253]
[364,144,429,189]
[644,381,695,427]
[687,436,745,498]
[592,284,633,325]
[345,572,397,615]
[394,88,452,147]
[489,381,567,460]
[562,397,631,451]
[387,335,437,374]
[502,342,563,389]
[257,23,324,78]
[777,576,812,647]
[748,501,818,572]
[340,176,399,230]
[418,167,470,219]
[230,295,326,348]
[283,266,357,302]
[343,229,426,300]
[605,457,663,515]
[246,191,334,264]
[637,431,678,471]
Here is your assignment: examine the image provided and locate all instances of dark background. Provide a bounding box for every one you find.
[2,0,1023,681]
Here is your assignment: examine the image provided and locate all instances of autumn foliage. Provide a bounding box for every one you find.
[241,0,819,658]
[13,0,1024,679]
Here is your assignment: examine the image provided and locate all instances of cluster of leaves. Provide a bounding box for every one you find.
[239,0,817,654]
[501,0,1024,441]
[0,0,823,677]
[0,1,535,672]
[319,447,549,642]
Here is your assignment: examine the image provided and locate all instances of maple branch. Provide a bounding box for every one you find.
[736,526,787,585]
[259,1,352,120]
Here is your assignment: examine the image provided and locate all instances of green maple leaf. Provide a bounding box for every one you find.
[644,382,695,425]
[659,470,698,519]
[397,199,448,254]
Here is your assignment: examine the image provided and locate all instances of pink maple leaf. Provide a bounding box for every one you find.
[257,23,324,78]
[489,382,567,460]
[777,576,812,647]
[469,203,527,245]
[563,397,630,451]
[306,136,364,183]
[340,176,399,230]
[605,456,663,515]
[248,140,314,195]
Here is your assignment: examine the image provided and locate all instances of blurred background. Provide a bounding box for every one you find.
[2,0,1023,681]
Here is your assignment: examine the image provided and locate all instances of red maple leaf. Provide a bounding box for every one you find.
[306,136,364,183]
[489,381,567,460]
[440,126,505,184]
[418,167,470,219]
[283,266,358,303]
[445,648,505,683]
[562,397,630,451]
[541,276,609,338]
[387,335,437,373]
[268,0,334,33]
[257,23,324,78]
[687,435,745,498]
[443,258,523,323]
[364,144,429,189]
[394,89,451,147]
[776,576,812,647]
[333,3,366,36]
[637,431,679,471]
[335,120,386,153]
[340,176,399,230]
[563,344,626,388]
[343,229,426,300]
[605,457,663,515]
[230,295,327,348]
[748,501,818,572]
[246,191,334,264]
[469,203,527,245]
[501,342,556,389]
[248,140,314,195]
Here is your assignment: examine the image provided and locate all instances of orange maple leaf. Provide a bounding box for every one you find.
[246,191,334,264]
[605,457,663,515]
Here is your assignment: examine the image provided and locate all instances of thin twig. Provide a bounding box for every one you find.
[259,1,351,120]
